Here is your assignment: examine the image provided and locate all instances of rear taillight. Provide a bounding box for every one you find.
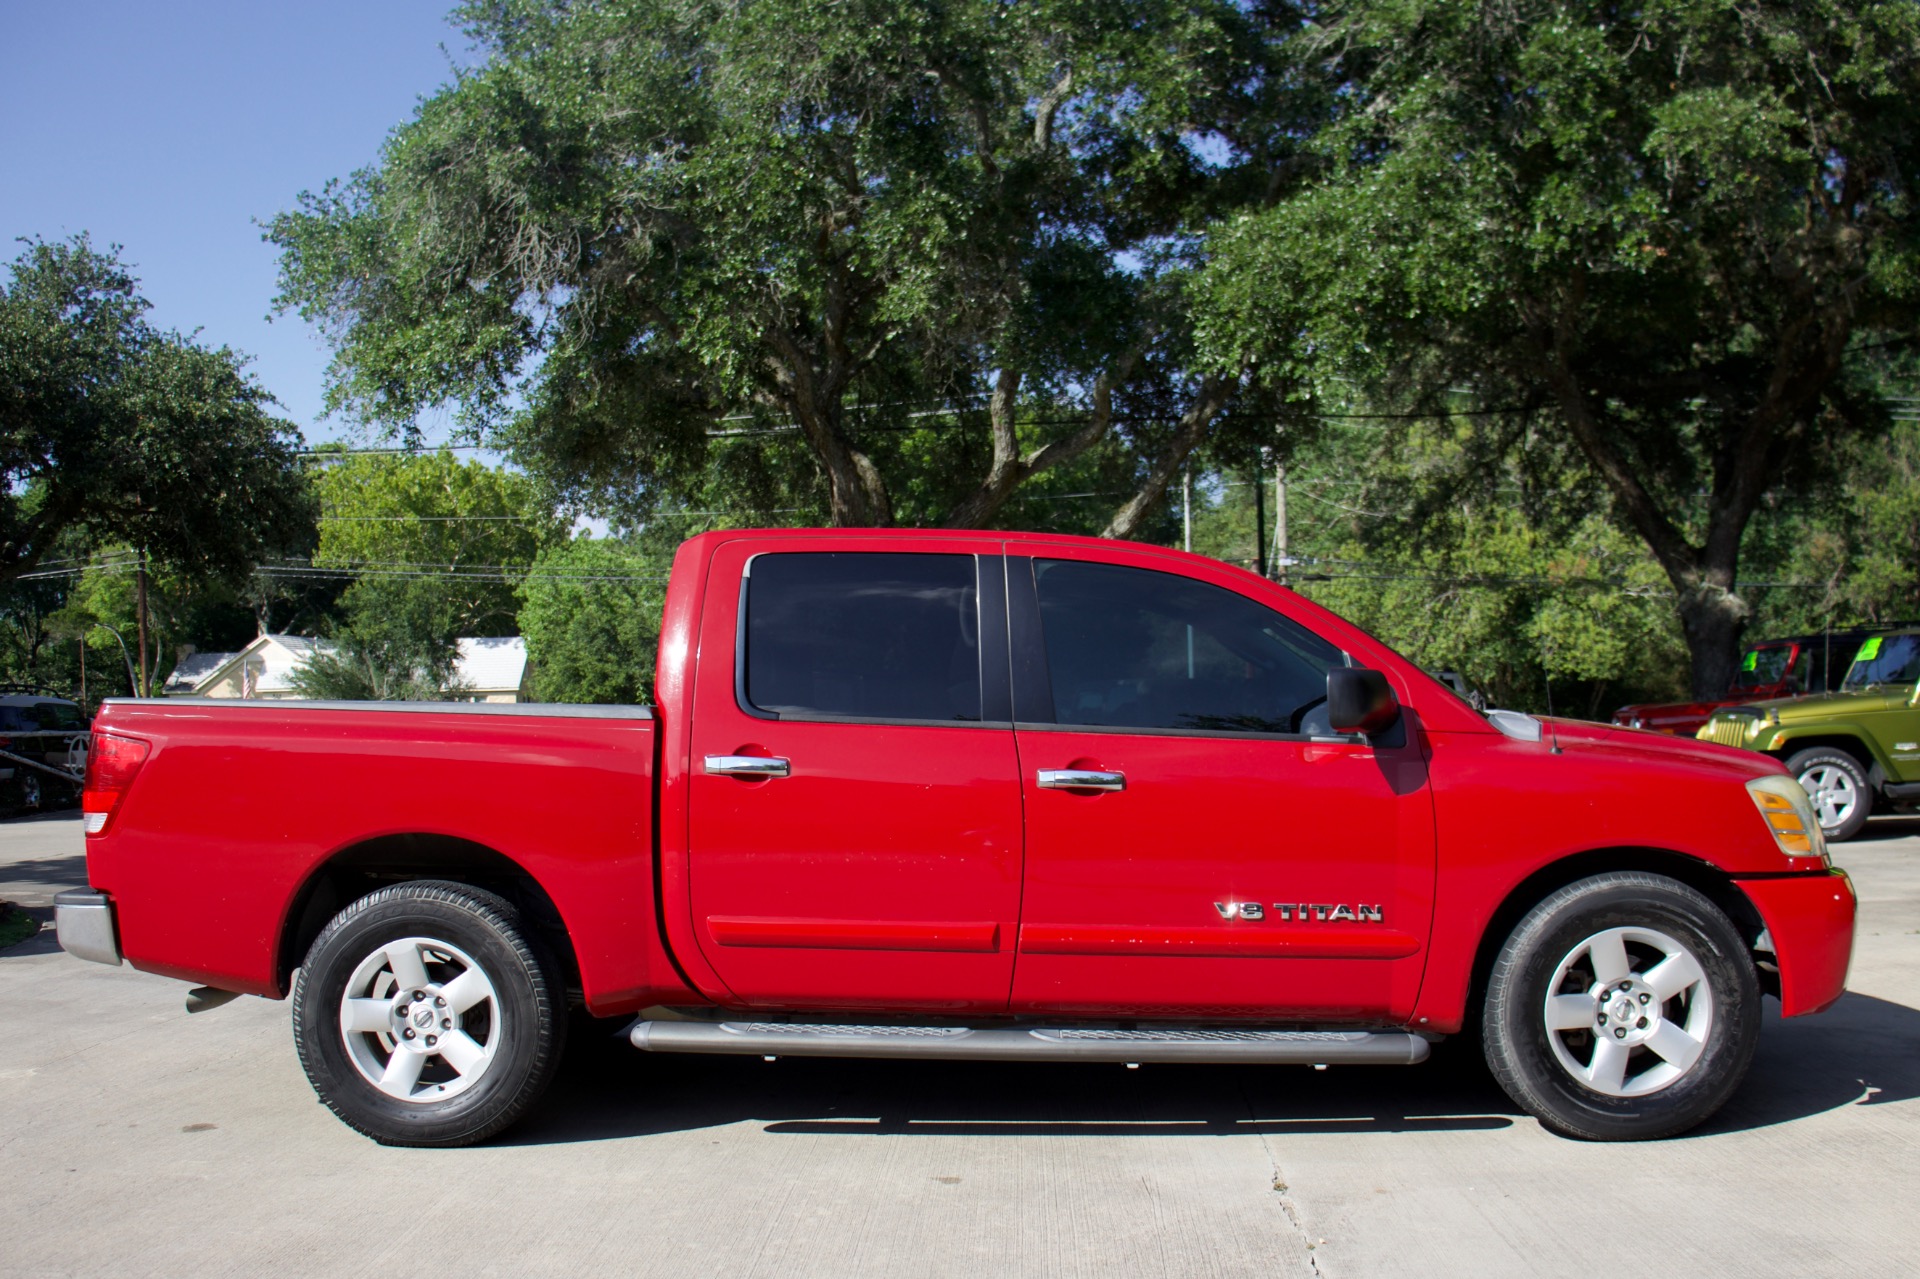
[82,733,150,835]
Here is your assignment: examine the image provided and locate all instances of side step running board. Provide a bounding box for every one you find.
[630,1021,1430,1065]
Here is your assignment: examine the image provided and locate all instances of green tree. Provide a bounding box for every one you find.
[309,450,563,683]
[49,548,262,699]
[0,236,315,592]
[268,0,1313,532]
[1201,0,1920,695]
[517,534,671,703]
[287,636,466,701]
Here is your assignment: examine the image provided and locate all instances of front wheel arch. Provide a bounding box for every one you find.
[1767,734,1885,783]
[1463,848,1766,1034]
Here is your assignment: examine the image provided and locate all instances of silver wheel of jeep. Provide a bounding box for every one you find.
[1542,925,1713,1098]
[339,936,502,1103]
[1800,763,1859,831]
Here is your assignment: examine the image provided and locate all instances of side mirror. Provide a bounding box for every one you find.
[1327,668,1401,736]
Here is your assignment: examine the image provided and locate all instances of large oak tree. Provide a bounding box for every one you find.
[0,236,314,590]
[1202,0,1920,695]
[268,0,1319,533]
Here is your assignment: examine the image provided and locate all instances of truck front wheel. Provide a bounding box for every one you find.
[291,881,566,1147]
[1784,747,1872,841]
[1482,872,1759,1141]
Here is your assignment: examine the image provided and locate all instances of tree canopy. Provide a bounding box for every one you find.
[1200,0,1920,693]
[307,449,563,685]
[268,0,1317,532]
[0,236,315,589]
[261,0,1920,698]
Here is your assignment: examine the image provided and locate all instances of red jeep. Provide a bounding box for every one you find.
[1612,631,1883,736]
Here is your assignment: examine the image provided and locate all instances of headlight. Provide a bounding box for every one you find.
[1746,774,1827,862]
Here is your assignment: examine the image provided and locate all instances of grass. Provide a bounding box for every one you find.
[0,903,40,949]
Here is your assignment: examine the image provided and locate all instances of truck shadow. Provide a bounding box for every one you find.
[1849,815,1920,843]
[503,992,1918,1147]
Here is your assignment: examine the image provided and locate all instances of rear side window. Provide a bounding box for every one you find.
[31,702,83,730]
[1032,559,1341,735]
[743,552,981,722]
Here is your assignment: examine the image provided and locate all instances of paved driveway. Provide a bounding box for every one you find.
[2,813,1915,1277]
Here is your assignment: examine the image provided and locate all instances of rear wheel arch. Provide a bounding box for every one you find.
[275,834,580,1003]
[1465,848,1766,1026]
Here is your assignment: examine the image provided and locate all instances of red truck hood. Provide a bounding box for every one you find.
[1532,716,1786,779]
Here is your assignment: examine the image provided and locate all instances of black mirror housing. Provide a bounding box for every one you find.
[1327,668,1400,736]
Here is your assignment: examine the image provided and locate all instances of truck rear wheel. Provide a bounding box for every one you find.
[291,881,565,1147]
[1785,747,1872,841]
[1482,872,1758,1141]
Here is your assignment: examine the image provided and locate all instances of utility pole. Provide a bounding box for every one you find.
[78,638,86,713]
[1273,457,1289,585]
[135,547,150,698]
[1182,466,1193,553]
[1253,454,1267,578]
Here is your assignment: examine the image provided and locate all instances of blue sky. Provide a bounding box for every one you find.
[0,1,468,444]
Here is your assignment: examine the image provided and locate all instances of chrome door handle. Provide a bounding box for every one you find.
[1036,768,1126,792]
[704,755,791,779]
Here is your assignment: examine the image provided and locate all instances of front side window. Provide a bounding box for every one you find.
[1032,559,1342,735]
[744,552,981,722]
[1731,644,1793,690]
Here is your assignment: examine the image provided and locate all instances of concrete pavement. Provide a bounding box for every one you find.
[2,814,1914,1277]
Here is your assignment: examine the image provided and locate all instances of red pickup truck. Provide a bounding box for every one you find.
[57,530,1855,1147]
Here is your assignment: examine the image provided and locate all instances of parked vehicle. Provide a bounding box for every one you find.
[1612,629,1889,736]
[1696,629,1920,841]
[58,530,1854,1147]
[0,689,90,812]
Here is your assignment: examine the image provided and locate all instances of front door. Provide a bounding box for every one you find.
[1006,552,1437,1022]
[687,541,1023,1012]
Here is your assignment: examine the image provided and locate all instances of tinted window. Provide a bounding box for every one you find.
[1731,645,1792,690]
[1033,560,1342,734]
[30,702,83,730]
[1844,634,1920,690]
[745,552,981,722]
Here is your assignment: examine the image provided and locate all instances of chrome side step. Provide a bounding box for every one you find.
[629,1020,1431,1065]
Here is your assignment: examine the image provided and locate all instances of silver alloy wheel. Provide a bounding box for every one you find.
[339,936,502,1103]
[1798,763,1859,832]
[1543,925,1714,1098]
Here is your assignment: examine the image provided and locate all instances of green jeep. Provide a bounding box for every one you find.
[1696,630,1920,841]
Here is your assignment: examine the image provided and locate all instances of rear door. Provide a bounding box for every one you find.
[1006,550,1437,1021]
[686,540,1023,1011]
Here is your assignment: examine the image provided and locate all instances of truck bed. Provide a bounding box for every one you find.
[84,698,677,1011]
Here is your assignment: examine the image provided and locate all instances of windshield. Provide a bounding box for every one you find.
[1843,634,1920,691]
[1730,644,1794,690]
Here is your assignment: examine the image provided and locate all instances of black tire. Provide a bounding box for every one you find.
[1785,747,1872,842]
[1483,872,1759,1141]
[291,880,566,1147]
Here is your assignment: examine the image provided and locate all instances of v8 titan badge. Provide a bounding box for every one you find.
[1214,901,1385,923]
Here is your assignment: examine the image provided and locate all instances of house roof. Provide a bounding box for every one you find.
[163,651,238,692]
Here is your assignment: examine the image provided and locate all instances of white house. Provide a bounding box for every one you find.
[169,634,529,703]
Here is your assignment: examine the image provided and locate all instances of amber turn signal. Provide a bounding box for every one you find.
[1745,775,1825,861]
